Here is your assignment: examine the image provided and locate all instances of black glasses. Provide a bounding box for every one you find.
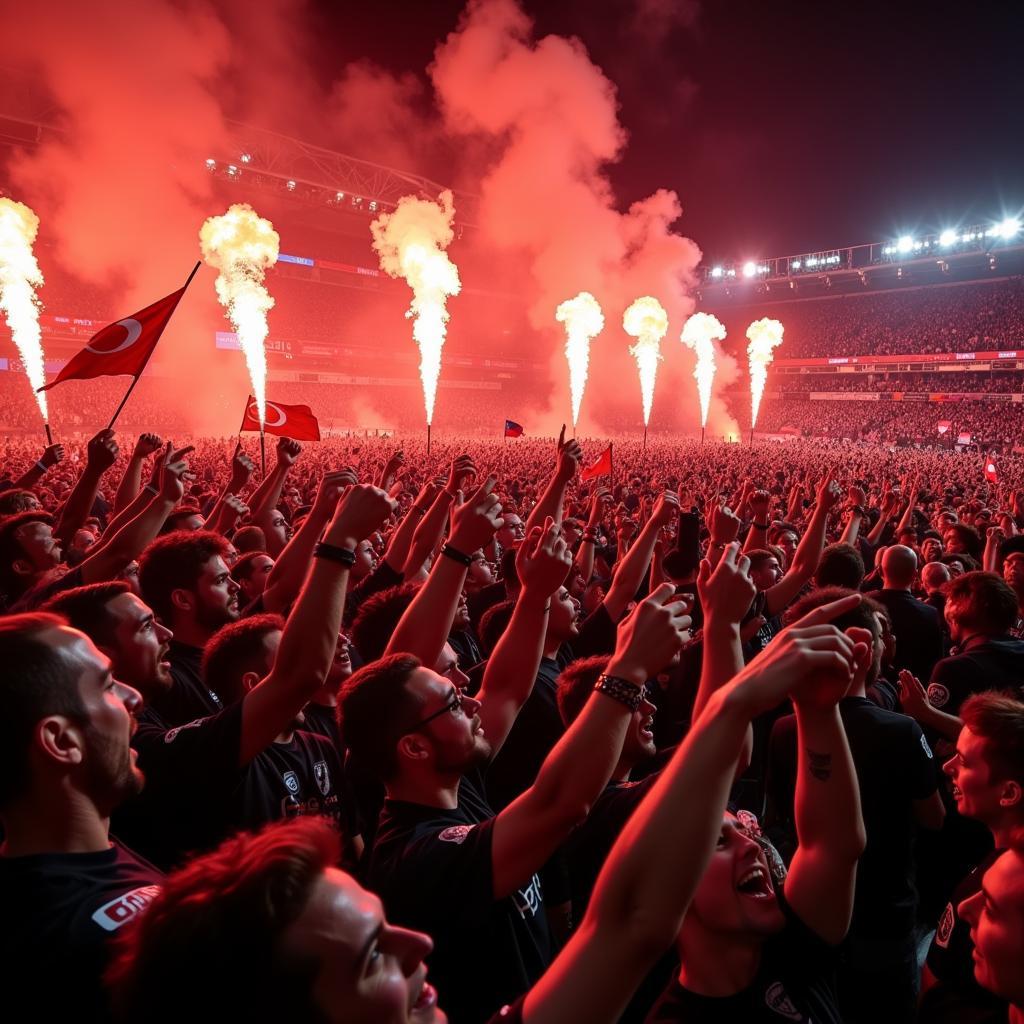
[412,688,464,731]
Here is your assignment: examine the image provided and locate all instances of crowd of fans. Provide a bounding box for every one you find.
[2,421,1024,1024]
[772,371,1024,395]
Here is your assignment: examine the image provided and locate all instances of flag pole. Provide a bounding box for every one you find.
[260,428,266,476]
[643,424,648,450]
[426,422,432,456]
[701,424,706,446]
[107,261,201,430]
[44,422,53,445]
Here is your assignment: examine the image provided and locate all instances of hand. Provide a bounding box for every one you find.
[222,494,249,523]
[556,433,583,482]
[605,582,692,684]
[276,437,302,467]
[381,450,405,481]
[446,454,477,494]
[897,669,931,721]
[739,615,767,644]
[986,525,1005,548]
[698,542,755,624]
[847,484,866,507]
[709,502,741,544]
[412,479,441,512]
[517,518,573,601]
[448,476,504,553]
[158,441,195,504]
[39,442,65,468]
[881,490,899,516]
[86,428,119,473]
[229,442,256,491]
[817,470,842,512]
[326,484,397,548]
[312,468,359,517]
[133,433,163,459]
[651,491,680,528]
[748,489,771,519]
[617,518,638,543]
[587,486,612,528]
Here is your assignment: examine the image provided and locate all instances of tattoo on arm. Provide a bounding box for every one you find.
[806,747,832,782]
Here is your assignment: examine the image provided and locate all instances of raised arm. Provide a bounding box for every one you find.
[895,475,920,535]
[382,481,438,576]
[13,443,64,492]
[742,488,772,553]
[402,456,475,578]
[475,520,571,755]
[248,438,301,553]
[377,449,405,492]
[113,433,162,515]
[764,471,842,616]
[239,484,396,764]
[54,428,118,544]
[385,476,502,666]
[602,491,679,621]
[865,489,899,546]
[489,584,690,898]
[205,443,256,534]
[574,487,610,583]
[524,426,582,533]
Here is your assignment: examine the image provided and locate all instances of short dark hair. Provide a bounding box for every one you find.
[0,490,41,516]
[43,581,131,649]
[107,818,336,1023]
[231,550,271,584]
[816,543,865,589]
[479,599,515,655]
[1000,535,1024,562]
[232,525,267,554]
[138,530,230,623]
[961,692,1024,790]
[556,654,609,727]
[161,507,205,534]
[350,583,418,662]
[0,510,55,597]
[338,654,424,781]
[0,612,85,807]
[947,571,1019,634]
[202,614,284,706]
[945,522,983,560]
[745,549,778,574]
[784,586,881,642]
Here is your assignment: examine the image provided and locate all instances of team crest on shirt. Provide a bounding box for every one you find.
[927,683,950,708]
[313,760,331,796]
[91,885,162,932]
[934,902,955,949]
[764,981,802,1021]
[438,824,474,844]
[282,770,300,795]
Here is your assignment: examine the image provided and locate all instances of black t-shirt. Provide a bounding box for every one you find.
[367,767,552,1024]
[646,897,841,1024]
[302,700,341,750]
[921,848,1009,1024]
[926,635,1024,715]
[867,588,944,682]
[767,696,938,941]
[0,842,162,1022]
[153,639,225,726]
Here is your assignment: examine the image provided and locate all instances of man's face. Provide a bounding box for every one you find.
[960,849,1024,1006]
[353,540,377,581]
[192,555,240,630]
[281,867,444,1024]
[944,528,968,555]
[873,611,894,670]
[107,592,174,694]
[12,520,62,578]
[452,592,471,633]
[326,633,354,687]
[547,586,581,642]
[496,514,524,549]
[223,544,239,568]
[776,532,798,565]
[921,537,943,563]
[1003,552,1024,602]
[179,513,206,532]
[238,555,275,603]
[687,813,784,937]
[405,667,488,774]
[266,510,293,550]
[71,528,97,553]
[467,551,495,589]
[943,726,1015,825]
[622,689,657,765]
[56,628,144,812]
[120,561,142,596]
[750,557,782,592]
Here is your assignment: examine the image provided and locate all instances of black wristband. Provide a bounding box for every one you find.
[752,521,770,530]
[595,674,643,712]
[314,541,356,567]
[440,543,473,566]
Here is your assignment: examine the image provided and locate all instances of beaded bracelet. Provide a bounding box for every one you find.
[594,673,643,712]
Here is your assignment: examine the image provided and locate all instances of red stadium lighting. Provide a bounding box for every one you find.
[742,261,757,278]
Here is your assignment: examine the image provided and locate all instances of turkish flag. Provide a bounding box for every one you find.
[239,396,321,441]
[581,444,612,482]
[39,285,187,391]
[984,454,998,483]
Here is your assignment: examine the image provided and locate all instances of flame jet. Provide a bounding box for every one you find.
[745,317,785,433]
[556,291,605,430]
[200,204,280,430]
[680,312,726,429]
[623,296,668,429]
[0,198,49,425]
[371,190,461,428]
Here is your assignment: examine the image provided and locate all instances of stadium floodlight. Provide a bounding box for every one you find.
[205,158,216,169]
[791,260,801,270]
[742,261,757,278]
[710,266,723,278]
[897,235,914,254]
[939,229,957,246]
[240,153,252,164]
[997,218,1021,239]
[286,179,296,190]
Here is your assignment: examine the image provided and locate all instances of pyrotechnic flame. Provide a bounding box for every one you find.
[371,190,461,426]
[0,198,48,421]
[680,312,726,429]
[745,317,785,430]
[555,292,604,428]
[199,203,279,429]
[622,296,668,427]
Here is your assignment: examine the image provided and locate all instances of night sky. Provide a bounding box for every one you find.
[316,0,1024,264]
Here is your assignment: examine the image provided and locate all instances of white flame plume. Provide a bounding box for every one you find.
[745,317,785,430]
[200,203,280,429]
[371,190,461,426]
[680,312,726,428]
[0,198,48,421]
[556,291,604,429]
[623,296,668,427]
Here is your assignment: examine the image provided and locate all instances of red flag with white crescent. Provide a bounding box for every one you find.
[38,285,187,391]
[239,395,321,441]
[984,454,998,483]
[580,444,612,482]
